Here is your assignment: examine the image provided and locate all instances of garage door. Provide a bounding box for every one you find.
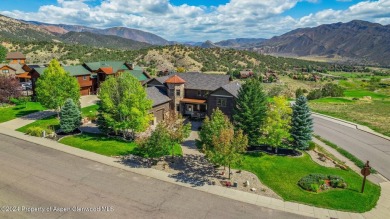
[80,87,90,96]
[155,109,164,122]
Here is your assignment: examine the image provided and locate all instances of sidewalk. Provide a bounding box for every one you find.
[0,126,389,219]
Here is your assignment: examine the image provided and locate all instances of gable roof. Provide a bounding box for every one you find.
[6,52,25,60]
[98,67,114,74]
[84,61,128,72]
[123,69,149,81]
[165,75,186,84]
[33,65,91,77]
[0,64,26,74]
[147,86,171,107]
[220,82,241,98]
[153,72,231,91]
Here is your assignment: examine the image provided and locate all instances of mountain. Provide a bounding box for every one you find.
[215,38,267,48]
[59,31,151,50]
[258,20,390,66]
[24,20,170,45]
[0,15,56,41]
[200,40,219,48]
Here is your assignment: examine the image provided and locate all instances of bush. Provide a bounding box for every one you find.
[307,89,323,100]
[298,173,346,192]
[308,141,316,151]
[25,126,53,137]
[321,83,345,97]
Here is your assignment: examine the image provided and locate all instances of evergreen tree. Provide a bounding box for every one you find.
[60,98,81,133]
[290,96,313,150]
[0,45,7,63]
[233,78,267,145]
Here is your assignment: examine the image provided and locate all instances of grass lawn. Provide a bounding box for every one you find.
[0,102,45,123]
[310,100,390,137]
[343,90,389,99]
[81,104,99,118]
[16,115,59,133]
[235,153,380,212]
[59,133,182,157]
[310,97,354,103]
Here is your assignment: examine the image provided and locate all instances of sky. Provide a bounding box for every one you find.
[1,0,390,42]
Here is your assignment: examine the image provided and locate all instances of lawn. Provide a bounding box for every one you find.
[59,133,183,157]
[0,102,45,123]
[343,90,389,99]
[16,115,59,133]
[81,104,99,118]
[310,97,353,103]
[309,100,390,137]
[235,152,380,212]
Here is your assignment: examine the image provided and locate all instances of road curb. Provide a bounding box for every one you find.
[312,112,390,141]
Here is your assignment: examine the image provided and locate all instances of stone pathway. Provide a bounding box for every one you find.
[181,120,203,155]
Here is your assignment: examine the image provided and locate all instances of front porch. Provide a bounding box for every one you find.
[180,98,207,119]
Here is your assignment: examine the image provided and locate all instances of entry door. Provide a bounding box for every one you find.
[187,104,193,112]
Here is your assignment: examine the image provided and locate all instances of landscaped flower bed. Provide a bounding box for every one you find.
[298,173,347,193]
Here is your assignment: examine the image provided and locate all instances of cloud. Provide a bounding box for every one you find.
[1,0,390,41]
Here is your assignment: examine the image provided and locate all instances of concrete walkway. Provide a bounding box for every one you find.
[181,121,203,156]
[0,96,99,131]
[0,125,389,218]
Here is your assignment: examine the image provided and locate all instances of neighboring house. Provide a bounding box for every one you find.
[147,86,171,124]
[6,52,26,64]
[239,69,254,79]
[262,72,279,83]
[29,61,150,96]
[146,72,240,121]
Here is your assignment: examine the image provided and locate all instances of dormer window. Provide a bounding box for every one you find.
[2,70,9,73]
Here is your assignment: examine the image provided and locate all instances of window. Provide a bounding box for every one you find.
[2,69,9,73]
[176,89,181,96]
[176,104,180,112]
[197,90,202,96]
[83,75,87,80]
[216,98,227,107]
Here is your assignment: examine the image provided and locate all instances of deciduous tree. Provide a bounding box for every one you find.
[35,59,80,115]
[233,78,267,145]
[259,96,292,153]
[290,96,313,150]
[0,75,21,103]
[0,45,7,63]
[98,73,153,139]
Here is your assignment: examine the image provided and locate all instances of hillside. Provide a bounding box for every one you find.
[59,31,151,50]
[257,20,390,66]
[0,15,56,42]
[215,38,267,48]
[25,20,170,45]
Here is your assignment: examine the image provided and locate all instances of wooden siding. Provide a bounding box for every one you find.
[0,66,16,76]
[207,88,236,119]
[76,75,93,88]
[149,102,170,124]
[184,89,209,100]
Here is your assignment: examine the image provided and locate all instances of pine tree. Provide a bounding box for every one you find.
[60,98,81,133]
[290,96,313,150]
[233,78,267,145]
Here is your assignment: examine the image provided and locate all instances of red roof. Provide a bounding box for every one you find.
[99,67,113,74]
[165,75,186,84]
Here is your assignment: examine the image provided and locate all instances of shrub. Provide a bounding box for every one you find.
[298,174,346,192]
[308,141,316,151]
[307,89,323,100]
[25,126,53,137]
[321,83,345,97]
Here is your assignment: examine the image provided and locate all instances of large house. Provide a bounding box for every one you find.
[146,72,241,123]
[29,61,150,96]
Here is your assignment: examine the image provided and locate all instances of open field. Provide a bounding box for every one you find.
[235,152,380,212]
[0,102,45,123]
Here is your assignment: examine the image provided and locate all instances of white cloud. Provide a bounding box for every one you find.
[1,0,390,41]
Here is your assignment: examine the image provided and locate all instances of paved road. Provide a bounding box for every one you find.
[313,115,390,180]
[0,134,307,219]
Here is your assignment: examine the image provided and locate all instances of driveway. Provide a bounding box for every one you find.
[80,95,99,108]
[313,115,390,180]
[0,134,308,219]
